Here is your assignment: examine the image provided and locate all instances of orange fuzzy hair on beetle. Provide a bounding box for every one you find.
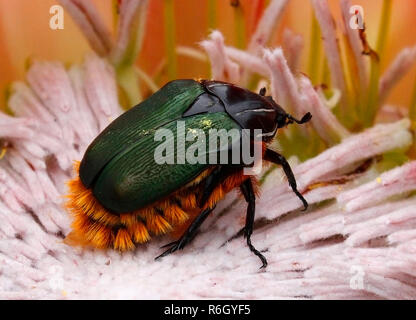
[64,161,254,251]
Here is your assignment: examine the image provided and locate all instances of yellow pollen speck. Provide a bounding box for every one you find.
[376,177,382,184]
[0,147,7,159]
[201,119,212,127]
[140,129,153,135]
[62,290,67,297]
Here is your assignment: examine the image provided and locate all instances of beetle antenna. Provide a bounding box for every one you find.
[287,112,312,124]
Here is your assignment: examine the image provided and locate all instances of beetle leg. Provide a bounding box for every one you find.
[264,148,308,211]
[198,165,242,208]
[240,179,268,269]
[198,166,223,208]
[155,206,215,260]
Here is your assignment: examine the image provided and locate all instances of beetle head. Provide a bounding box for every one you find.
[201,80,312,141]
[255,88,312,141]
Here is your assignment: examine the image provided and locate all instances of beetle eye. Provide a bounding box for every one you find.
[259,87,266,96]
[276,113,287,128]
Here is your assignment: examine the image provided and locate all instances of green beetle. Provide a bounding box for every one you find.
[65,79,311,268]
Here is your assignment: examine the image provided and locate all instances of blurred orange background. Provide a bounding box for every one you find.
[1,0,416,110]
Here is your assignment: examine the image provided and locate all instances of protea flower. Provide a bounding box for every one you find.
[1,0,416,299]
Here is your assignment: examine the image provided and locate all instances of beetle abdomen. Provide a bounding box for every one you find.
[65,162,250,251]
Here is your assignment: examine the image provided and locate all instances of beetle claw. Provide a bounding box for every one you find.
[155,243,178,260]
[301,200,308,211]
[160,240,177,249]
[294,189,308,211]
[155,239,187,260]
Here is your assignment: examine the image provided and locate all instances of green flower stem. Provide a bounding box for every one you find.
[410,74,416,123]
[365,61,380,127]
[308,13,321,85]
[376,0,392,60]
[3,83,12,114]
[164,0,177,81]
[340,35,360,128]
[364,0,392,127]
[321,57,330,86]
[135,66,159,93]
[112,0,119,30]
[117,65,142,108]
[208,0,217,30]
[234,2,246,49]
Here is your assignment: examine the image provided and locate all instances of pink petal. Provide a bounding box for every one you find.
[83,53,122,131]
[298,75,350,143]
[379,45,416,104]
[338,161,416,211]
[200,31,240,83]
[340,0,368,91]
[224,46,269,77]
[111,0,149,65]
[248,0,289,55]
[311,0,347,101]
[59,0,113,55]
[282,28,304,72]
